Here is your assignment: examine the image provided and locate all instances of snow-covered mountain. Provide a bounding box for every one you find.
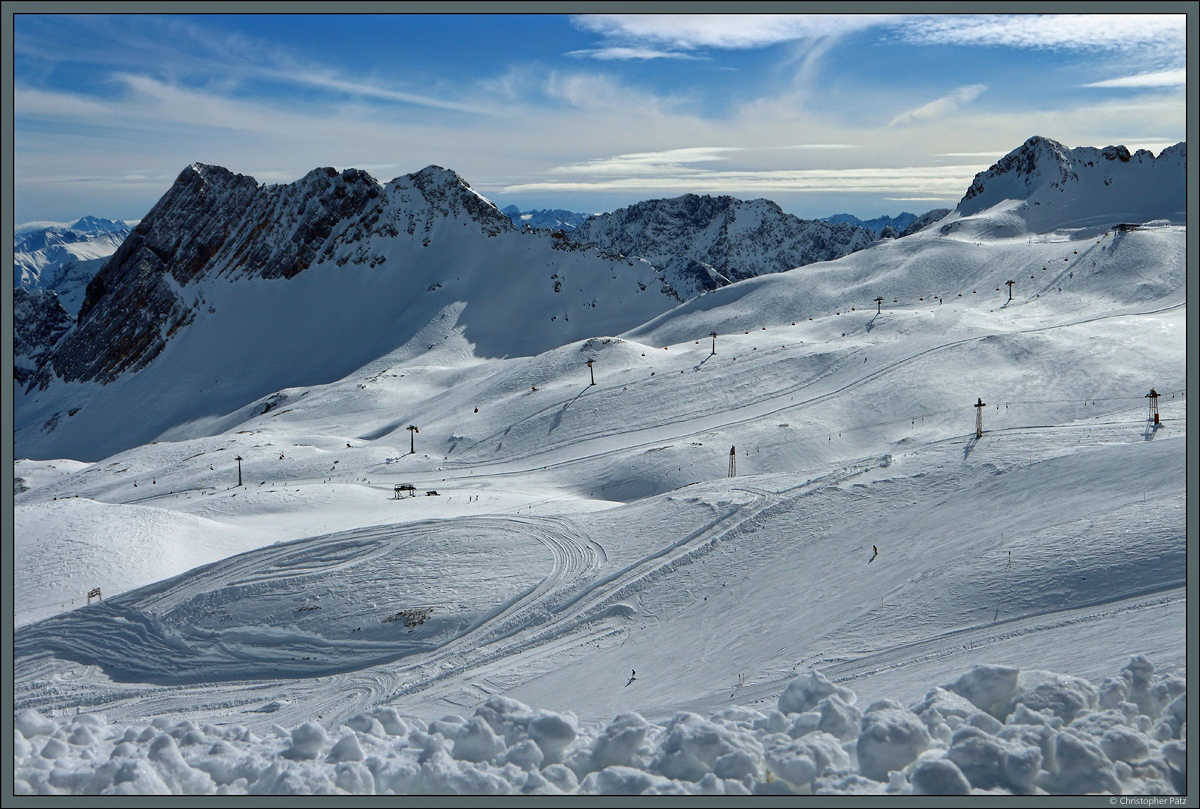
[10,136,1188,795]
[14,137,1186,464]
[569,195,876,299]
[15,164,678,461]
[14,216,133,295]
[954,136,1186,231]
[500,205,592,232]
[12,218,133,389]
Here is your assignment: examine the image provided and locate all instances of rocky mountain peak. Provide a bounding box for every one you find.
[390,165,514,236]
[42,162,396,386]
[959,136,1073,208]
[570,193,873,298]
[955,136,1186,227]
[67,215,130,235]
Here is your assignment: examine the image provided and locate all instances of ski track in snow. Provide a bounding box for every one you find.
[423,297,1185,482]
[14,514,608,730]
[14,382,1185,731]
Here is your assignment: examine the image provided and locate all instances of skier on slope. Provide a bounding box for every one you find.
[869,545,878,563]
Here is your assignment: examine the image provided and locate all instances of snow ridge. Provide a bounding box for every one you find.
[956,137,1186,230]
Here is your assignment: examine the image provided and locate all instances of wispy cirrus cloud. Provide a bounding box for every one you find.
[1085,69,1187,88]
[566,46,703,61]
[888,84,987,128]
[900,14,1185,51]
[569,14,893,58]
[543,72,694,114]
[505,164,980,200]
[549,147,744,176]
[13,14,1186,223]
[17,15,498,117]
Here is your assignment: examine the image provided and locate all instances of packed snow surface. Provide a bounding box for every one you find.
[11,149,1188,795]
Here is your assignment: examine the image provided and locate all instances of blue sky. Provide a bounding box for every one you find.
[11,11,1189,225]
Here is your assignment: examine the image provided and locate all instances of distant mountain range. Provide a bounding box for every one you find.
[499,206,592,232]
[502,204,945,241]
[821,212,916,238]
[13,217,135,389]
[14,216,133,293]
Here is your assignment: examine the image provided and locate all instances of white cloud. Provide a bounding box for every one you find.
[260,68,500,115]
[775,144,861,150]
[936,152,1008,158]
[570,14,893,52]
[901,14,1185,51]
[566,46,702,61]
[888,84,987,128]
[504,164,980,199]
[550,147,743,176]
[1085,69,1187,88]
[16,220,77,233]
[543,71,690,114]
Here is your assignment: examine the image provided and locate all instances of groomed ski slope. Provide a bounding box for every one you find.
[12,217,1188,795]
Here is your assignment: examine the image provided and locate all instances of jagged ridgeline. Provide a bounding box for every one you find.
[31,165,878,391]
[39,165,510,386]
[570,195,875,299]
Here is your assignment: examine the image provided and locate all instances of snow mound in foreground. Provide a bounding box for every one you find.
[13,656,1185,795]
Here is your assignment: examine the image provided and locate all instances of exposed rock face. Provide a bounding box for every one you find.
[956,136,1186,228]
[899,209,951,237]
[13,287,73,387]
[33,164,515,388]
[570,194,874,298]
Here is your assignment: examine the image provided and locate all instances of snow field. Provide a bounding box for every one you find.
[14,499,268,627]
[14,426,1186,736]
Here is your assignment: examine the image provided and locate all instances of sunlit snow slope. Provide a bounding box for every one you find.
[11,137,1188,797]
[15,222,1186,727]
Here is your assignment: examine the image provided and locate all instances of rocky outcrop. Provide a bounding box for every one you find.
[570,194,874,298]
[899,209,951,237]
[956,136,1186,227]
[14,287,72,387]
[32,164,516,388]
